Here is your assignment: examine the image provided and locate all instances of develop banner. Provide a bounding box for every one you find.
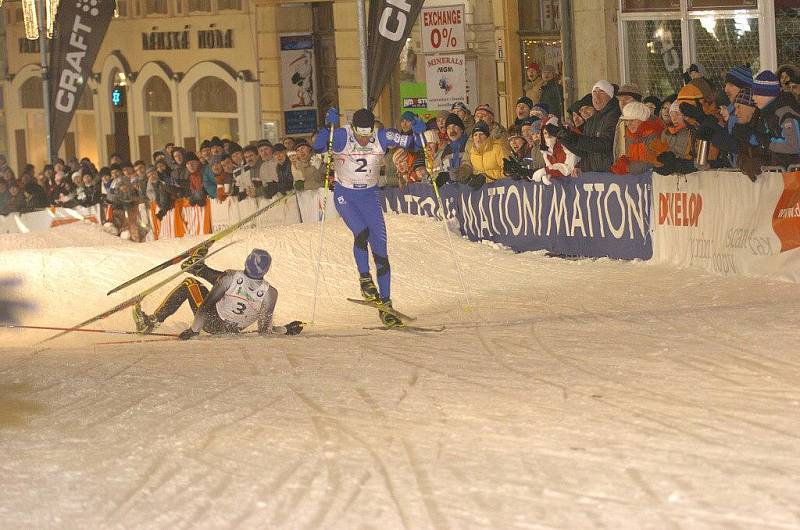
[651,170,800,282]
[49,0,116,158]
[383,173,653,260]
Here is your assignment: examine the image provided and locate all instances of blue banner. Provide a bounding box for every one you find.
[382,173,653,260]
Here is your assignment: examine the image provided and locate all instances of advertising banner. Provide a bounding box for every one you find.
[367,0,425,109]
[651,170,800,282]
[420,4,466,54]
[424,54,466,110]
[383,173,653,260]
[280,34,318,135]
[49,0,116,158]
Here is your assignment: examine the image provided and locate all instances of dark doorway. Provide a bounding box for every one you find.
[111,84,131,163]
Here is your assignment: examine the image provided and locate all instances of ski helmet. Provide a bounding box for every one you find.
[244,248,272,280]
[352,108,375,136]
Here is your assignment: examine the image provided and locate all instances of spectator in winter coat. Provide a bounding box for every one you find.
[660,101,692,163]
[553,80,622,172]
[0,154,8,175]
[2,183,24,215]
[729,89,764,180]
[751,70,800,168]
[569,93,595,131]
[515,96,535,129]
[643,96,662,119]
[529,117,580,185]
[450,102,475,136]
[76,173,102,207]
[291,141,324,191]
[539,65,563,120]
[685,63,716,115]
[438,113,469,187]
[185,152,207,206]
[611,102,668,175]
[0,180,9,214]
[524,63,545,104]
[23,182,49,211]
[466,121,511,187]
[268,144,294,197]
[473,104,509,142]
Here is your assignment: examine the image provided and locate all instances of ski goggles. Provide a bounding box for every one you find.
[353,126,374,137]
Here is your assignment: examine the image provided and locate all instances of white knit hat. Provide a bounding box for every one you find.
[592,80,614,98]
[620,101,650,122]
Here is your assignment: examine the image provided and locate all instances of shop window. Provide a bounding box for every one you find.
[691,16,759,87]
[775,4,800,67]
[188,0,211,12]
[145,0,168,15]
[217,0,242,10]
[150,116,174,151]
[196,117,238,143]
[26,112,46,168]
[190,77,237,113]
[622,0,680,12]
[624,20,684,98]
[519,0,561,33]
[116,0,128,17]
[21,77,44,109]
[144,77,172,112]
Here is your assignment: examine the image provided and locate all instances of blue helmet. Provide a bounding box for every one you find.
[244,249,271,279]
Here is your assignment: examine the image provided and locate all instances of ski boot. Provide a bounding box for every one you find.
[378,298,405,329]
[359,273,380,302]
[181,244,209,270]
[132,303,159,334]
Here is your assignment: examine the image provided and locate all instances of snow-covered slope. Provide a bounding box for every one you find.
[1,215,799,529]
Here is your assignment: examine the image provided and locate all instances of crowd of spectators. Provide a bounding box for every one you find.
[1,62,798,239]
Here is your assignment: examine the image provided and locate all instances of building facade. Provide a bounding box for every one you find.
[0,0,793,172]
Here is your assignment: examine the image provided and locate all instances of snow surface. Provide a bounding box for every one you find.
[1,214,800,529]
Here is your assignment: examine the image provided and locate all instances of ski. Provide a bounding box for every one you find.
[1,324,178,337]
[96,325,304,345]
[363,325,445,333]
[346,297,417,322]
[106,192,296,295]
[37,241,239,345]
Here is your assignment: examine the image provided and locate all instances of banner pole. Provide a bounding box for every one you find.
[36,0,53,163]
[356,0,368,108]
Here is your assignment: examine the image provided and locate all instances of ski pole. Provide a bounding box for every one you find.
[420,130,473,312]
[310,120,336,325]
[0,324,178,337]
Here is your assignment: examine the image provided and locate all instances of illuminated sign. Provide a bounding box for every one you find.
[112,86,126,108]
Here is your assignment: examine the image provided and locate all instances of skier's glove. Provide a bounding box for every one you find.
[293,179,305,191]
[411,117,427,135]
[468,173,486,190]
[325,107,339,127]
[179,328,197,340]
[435,171,449,189]
[284,321,305,336]
[679,102,704,123]
[544,124,561,138]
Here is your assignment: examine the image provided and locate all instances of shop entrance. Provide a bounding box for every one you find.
[111,84,131,162]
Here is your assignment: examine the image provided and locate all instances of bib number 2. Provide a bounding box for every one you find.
[354,158,368,173]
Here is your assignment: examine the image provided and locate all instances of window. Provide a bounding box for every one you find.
[217,0,242,11]
[144,77,172,112]
[115,0,128,17]
[188,0,211,12]
[691,16,760,87]
[145,0,168,15]
[624,20,684,98]
[21,77,43,109]
[688,0,757,8]
[190,77,237,113]
[775,4,800,67]
[75,114,98,163]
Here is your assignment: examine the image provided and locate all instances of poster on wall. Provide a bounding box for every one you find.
[424,54,466,110]
[280,34,318,136]
[399,82,432,120]
[420,4,466,54]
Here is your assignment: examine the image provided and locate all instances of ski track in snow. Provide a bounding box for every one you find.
[1,215,800,529]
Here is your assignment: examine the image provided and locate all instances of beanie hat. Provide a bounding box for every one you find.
[472,121,491,136]
[425,118,439,131]
[475,104,494,116]
[445,113,465,130]
[620,101,651,122]
[617,83,643,100]
[436,110,450,121]
[353,108,376,129]
[542,64,557,76]
[256,140,273,149]
[145,165,157,175]
[294,140,311,150]
[592,80,614,98]
[411,156,427,171]
[715,91,731,108]
[228,143,243,154]
[527,62,541,73]
[184,151,199,163]
[209,137,224,148]
[734,87,756,108]
[272,144,286,152]
[725,65,753,89]
[577,93,594,109]
[643,95,661,109]
[244,249,271,280]
[532,103,549,116]
[677,83,704,102]
[400,111,417,121]
[752,70,780,97]
[451,102,470,114]
[516,96,534,109]
[688,63,706,77]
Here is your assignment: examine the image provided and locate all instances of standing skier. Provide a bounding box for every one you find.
[133,248,303,339]
[313,108,425,327]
